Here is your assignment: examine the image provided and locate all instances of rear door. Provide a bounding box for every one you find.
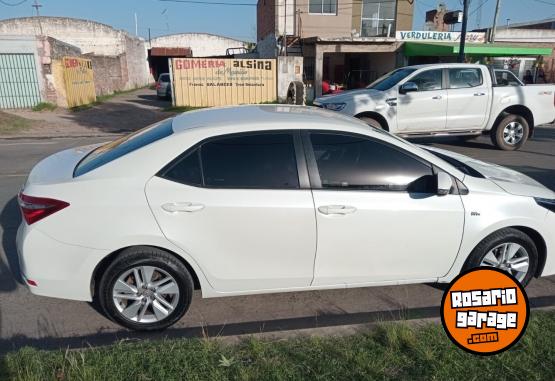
[445,67,489,130]
[145,131,317,293]
[396,68,447,132]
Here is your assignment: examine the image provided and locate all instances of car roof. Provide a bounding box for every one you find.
[171,104,370,134]
[404,63,484,70]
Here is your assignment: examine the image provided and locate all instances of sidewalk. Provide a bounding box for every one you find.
[0,88,175,139]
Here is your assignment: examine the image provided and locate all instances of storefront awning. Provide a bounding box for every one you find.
[404,42,553,57]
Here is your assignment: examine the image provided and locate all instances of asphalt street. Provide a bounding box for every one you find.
[0,130,554,352]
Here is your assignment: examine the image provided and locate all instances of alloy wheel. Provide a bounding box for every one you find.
[502,122,524,145]
[112,265,180,323]
[479,242,530,283]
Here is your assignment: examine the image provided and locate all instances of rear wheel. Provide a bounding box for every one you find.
[358,116,383,130]
[463,228,538,286]
[98,246,193,331]
[491,114,529,151]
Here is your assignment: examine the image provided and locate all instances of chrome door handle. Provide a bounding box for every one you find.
[318,205,357,215]
[432,95,443,100]
[162,202,205,213]
[474,92,486,96]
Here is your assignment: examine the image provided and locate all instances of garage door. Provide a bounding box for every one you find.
[0,53,42,109]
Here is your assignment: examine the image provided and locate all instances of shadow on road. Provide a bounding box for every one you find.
[60,99,172,134]
[0,197,22,292]
[1,293,554,354]
[129,94,171,109]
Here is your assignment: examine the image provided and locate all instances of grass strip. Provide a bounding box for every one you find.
[1,310,553,380]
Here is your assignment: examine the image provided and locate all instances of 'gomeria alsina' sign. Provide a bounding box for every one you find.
[171,58,277,107]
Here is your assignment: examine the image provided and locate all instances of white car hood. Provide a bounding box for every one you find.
[424,146,555,199]
[315,88,385,104]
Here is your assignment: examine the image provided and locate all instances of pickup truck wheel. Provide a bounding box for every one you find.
[358,116,383,130]
[491,115,529,151]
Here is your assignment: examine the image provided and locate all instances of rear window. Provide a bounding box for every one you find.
[159,74,170,83]
[74,119,174,177]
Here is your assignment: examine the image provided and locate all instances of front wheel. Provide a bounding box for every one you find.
[98,246,194,331]
[491,114,529,151]
[358,116,383,130]
[463,228,538,287]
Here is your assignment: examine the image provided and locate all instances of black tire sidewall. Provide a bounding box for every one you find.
[464,229,538,287]
[493,115,529,151]
[99,250,193,331]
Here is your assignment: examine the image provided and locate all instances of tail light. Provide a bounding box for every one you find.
[18,193,69,225]
[156,82,161,90]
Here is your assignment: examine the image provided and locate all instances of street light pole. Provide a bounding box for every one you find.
[458,0,470,63]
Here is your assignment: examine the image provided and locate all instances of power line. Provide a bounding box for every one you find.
[530,0,555,5]
[469,0,490,16]
[0,0,29,6]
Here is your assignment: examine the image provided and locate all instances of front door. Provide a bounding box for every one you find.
[146,132,317,293]
[304,131,465,286]
[396,68,447,132]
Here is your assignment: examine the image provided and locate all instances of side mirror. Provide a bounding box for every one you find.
[399,82,418,95]
[437,172,453,196]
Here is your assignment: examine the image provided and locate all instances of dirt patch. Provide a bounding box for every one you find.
[0,88,177,139]
[0,112,34,135]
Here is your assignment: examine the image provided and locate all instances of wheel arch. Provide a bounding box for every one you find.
[512,226,547,277]
[354,111,390,131]
[491,105,535,138]
[91,245,202,298]
[462,225,547,278]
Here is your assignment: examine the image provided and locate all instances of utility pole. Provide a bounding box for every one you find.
[134,12,138,36]
[32,0,43,36]
[283,0,287,56]
[148,28,151,44]
[458,0,469,63]
[490,0,501,43]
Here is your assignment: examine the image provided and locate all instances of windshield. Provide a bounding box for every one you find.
[74,118,174,177]
[367,68,417,91]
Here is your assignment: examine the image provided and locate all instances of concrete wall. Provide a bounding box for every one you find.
[256,34,279,58]
[149,33,249,57]
[277,56,303,101]
[0,17,151,92]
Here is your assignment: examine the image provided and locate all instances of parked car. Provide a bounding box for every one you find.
[313,63,555,151]
[156,73,172,99]
[17,106,555,330]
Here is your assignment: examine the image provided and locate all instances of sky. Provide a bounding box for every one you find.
[0,0,554,42]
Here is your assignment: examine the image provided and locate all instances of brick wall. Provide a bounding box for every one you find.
[83,53,126,96]
[257,0,276,41]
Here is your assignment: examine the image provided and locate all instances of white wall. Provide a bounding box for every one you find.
[494,29,555,43]
[149,33,248,57]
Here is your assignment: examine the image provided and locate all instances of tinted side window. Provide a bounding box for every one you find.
[410,69,443,91]
[310,133,433,191]
[201,133,299,189]
[163,149,202,186]
[449,68,483,89]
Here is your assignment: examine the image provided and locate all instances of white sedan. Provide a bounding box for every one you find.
[17,105,555,330]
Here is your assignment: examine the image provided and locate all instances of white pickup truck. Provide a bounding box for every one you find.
[313,63,555,150]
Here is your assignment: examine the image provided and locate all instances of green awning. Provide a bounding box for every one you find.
[404,42,553,57]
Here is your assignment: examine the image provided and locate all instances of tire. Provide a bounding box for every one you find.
[491,114,529,151]
[358,116,383,130]
[462,228,538,287]
[286,81,304,105]
[98,246,194,331]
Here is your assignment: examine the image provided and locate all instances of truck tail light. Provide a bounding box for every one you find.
[18,193,69,225]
